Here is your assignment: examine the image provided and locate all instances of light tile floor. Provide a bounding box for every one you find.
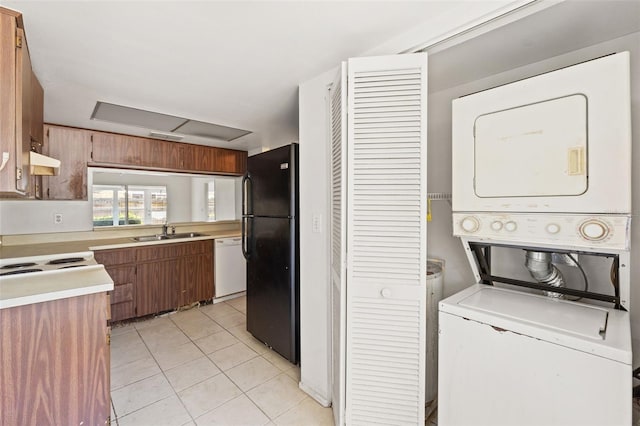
[110,295,334,426]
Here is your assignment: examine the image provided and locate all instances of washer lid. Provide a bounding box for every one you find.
[458,286,608,340]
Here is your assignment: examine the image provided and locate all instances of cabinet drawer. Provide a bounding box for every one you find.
[95,248,136,266]
[110,283,134,304]
[136,240,211,261]
[136,243,184,262]
[103,265,135,284]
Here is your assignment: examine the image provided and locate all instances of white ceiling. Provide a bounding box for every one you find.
[4,0,476,152]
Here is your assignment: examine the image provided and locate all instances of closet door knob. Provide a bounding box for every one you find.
[380,288,392,298]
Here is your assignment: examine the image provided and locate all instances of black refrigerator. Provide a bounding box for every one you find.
[242,143,299,363]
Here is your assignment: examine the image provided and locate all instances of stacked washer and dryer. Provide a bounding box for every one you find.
[439,52,633,425]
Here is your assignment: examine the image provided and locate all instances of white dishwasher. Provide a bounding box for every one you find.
[214,237,246,300]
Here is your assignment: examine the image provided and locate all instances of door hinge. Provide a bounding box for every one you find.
[106,333,111,346]
[15,34,22,48]
[16,167,22,180]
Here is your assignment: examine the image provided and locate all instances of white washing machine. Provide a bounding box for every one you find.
[439,284,631,425]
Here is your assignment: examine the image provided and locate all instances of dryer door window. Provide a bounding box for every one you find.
[474,94,588,198]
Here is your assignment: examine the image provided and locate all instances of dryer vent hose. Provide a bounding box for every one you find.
[525,251,566,298]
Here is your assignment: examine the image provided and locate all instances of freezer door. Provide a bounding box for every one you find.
[246,216,298,363]
[247,144,297,217]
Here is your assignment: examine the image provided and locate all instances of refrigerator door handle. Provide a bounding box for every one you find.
[242,216,250,259]
[242,173,253,216]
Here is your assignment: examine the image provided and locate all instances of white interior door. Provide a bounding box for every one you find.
[330,62,347,426]
[345,53,428,426]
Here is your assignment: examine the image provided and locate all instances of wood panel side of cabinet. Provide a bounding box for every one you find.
[0,14,19,195]
[14,26,30,194]
[0,292,110,426]
[30,71,43,148]
[43,124,92,200]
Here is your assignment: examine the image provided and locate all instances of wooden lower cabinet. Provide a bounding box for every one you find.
[94,247,136,322]
[96,240,215,320]
[136,259,177,316]
[178,251,214,307]
[0,292,110,426]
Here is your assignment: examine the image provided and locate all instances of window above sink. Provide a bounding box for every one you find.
[90,167,241,229]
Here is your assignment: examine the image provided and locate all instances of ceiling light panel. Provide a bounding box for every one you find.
[91,101,252,142]
[91,101,187,132]
[173,119,251,141]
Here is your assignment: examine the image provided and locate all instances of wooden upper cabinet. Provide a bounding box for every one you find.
[216,148,247,174]
[183,144,247,175]
[91,131,142,165]
[0,9,41,197]
[90,129,246,175]
[43,124,92,200]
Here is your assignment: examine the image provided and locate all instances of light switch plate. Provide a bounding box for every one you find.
[312,214,322,233]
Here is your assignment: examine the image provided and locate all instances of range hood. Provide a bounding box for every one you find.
[30,151,60,176]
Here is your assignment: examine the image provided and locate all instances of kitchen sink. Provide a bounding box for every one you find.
[166,232,205,239]
[132,235,170,242]
[131,232,205,242]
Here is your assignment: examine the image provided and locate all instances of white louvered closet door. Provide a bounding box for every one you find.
[330,62,348,426]
[345,53,428,426]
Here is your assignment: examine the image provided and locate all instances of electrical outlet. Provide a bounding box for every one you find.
[54,213,63,224]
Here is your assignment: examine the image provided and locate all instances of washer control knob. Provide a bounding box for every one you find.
[504,221,517,232]
[461,216,480,233]
[546,223,560,234]
[491,221,503,231]
[579,219,609,241]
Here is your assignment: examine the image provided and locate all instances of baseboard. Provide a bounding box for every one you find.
[213,291,246,304]
[299,381,331,407]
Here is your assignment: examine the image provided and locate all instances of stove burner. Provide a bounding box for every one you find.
[59,265,88,269]
[0,268,43,276]
[1,262,37,269]
[47,257,86,265]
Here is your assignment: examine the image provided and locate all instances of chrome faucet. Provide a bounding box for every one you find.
[162,223,169,236]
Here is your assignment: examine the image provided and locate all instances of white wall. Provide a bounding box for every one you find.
[0,200,93,234]
[298,67,335,405]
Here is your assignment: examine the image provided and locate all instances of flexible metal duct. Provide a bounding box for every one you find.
[525,251,566,298]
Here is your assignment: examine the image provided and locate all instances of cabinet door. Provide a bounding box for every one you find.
[91,132,141,166]
[344,53,428,426]
[137,260,177,316]
[329,62,347,426]
[178,251,213,306]
[214,148,247,175]
[44,125,92,200]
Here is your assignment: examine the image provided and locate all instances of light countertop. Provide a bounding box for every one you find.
[0,264,114,309]
[0,230,240,309]
[0,230,241,258]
